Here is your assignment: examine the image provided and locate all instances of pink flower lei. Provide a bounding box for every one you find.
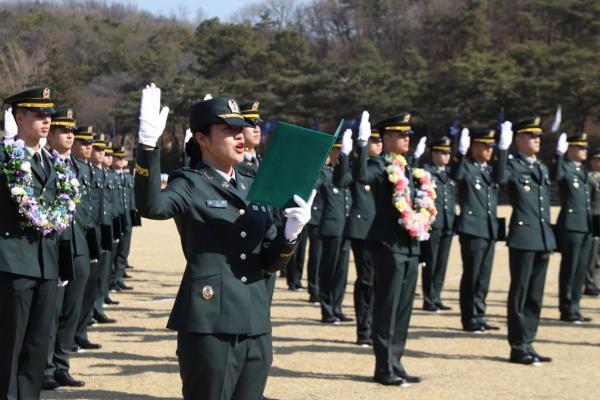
[384,153,437,241]
[2,139,81,236]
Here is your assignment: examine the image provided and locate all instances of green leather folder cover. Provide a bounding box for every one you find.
[247,120,343,208]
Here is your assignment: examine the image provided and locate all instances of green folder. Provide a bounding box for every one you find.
[247,120,344,208]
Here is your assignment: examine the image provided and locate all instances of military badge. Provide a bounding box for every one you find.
[67,109,73,119]
[202,286,214,300]
[251,101,259,111]
[42,88,51,99]
[228,98,240,114]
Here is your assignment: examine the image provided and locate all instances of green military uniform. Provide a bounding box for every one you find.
[0,88,61,399]
[420,137,456,311]
[306,171,324,302]
[344,128,379,343]
[505,117,556,363]
[136,96,299,399]
[44,110,91,387]
[552,133,593,321]
[353,114,421,384]
[319,140,353,323]
[585,148,600,295]
[450,129,507,331]
[109,146,130,290]
[114,151,135,288]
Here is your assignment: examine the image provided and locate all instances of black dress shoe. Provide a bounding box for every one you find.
[94,313,116,324]
[42,375,61,391]
[480,322,500,331]
[321,317,341,325]
[576,313,592,322]
[118,281,134,290]
[436,304,452,311]
[509,353,539,365]
[560,314,582,324]
[104,296,120,305]
[394,369,423,383]
[422,304,438,312]
[123,272,133,279]
[356,337,373,347]
[87,318,97,326]
[55,370,85,387]
[583,287,600,297]
[373,372,406,386]
[126,264,134,269]
[336,314,354,322]
[308,295,320,304]
[75,338,102,350]
[463,326,483,333]
[529,351,552,363]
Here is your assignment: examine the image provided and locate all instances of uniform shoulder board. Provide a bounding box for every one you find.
[236,169,256,179]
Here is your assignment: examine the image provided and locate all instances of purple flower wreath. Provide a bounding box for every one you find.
[2,139,81,236]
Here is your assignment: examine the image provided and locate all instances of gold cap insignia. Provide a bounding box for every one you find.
[67,109,73,119]
[228,99,240,114]
[107,141,113,148]
[202,285,214,300]
[534,117,540,126]
[443,138,451,145]
[582,133,588,140]
[403,114,411,123]
[251,101,259,111]
[99,133,105,141]
[88,126,93,133]
[42,88,51,99]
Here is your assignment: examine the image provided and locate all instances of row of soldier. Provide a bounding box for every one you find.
[0,88,139,396]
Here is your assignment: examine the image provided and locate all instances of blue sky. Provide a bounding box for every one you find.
[131,0,258,20]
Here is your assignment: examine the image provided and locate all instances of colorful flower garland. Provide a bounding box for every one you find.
[2,139,80,236]
[384,153,437,241]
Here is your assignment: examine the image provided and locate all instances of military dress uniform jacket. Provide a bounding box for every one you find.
[450,151,507,240]
[122,172,134,227]
[352,145,419,256]
[552,154,592,234]
[236,153,261,178]
[135,147,297,335]
[69,156,93,257]
[319,155,352,238]
[505,154,556,251]
[424,163,456,232]
[342,154,375,240]
[0,144,59,279]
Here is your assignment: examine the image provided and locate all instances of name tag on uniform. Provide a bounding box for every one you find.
[206,200,228,208]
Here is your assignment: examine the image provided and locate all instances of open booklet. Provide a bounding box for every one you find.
[247,120,344,208]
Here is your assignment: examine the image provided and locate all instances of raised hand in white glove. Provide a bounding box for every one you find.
[3,107,18,140]
[184,128,193,145]
[458,128,470,155]
[357,110,371,142]
[414,136,427,159]
[341,129,353,155]
[556,132,568,154]
[138,83,170,147]
[284,190,316,242]
[203,93,213,100]
[498,121,513,150]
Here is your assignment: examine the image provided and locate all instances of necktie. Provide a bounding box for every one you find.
[229,177,237,189]
[33,153,47,180]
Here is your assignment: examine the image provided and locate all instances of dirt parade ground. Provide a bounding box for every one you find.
[42,207,600,400]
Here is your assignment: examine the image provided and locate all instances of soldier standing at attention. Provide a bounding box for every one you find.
[584,147,600,297]
[305,168,325,304]
[134,84,313,399]
[552,132,593,323]
[353,111,431,386]
[421,136,456,312]
[0,88,66,399]
[505,117,555,365]
[450,126,508,332]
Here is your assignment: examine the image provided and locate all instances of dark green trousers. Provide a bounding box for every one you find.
[351,239,374,341]
[585,237,600,291]
[306,225,322,298]
[286,227,308,289]
[421,229,453,309]
[319,236,350,320]
[507,249,550,355]
[114,227,132,285]
[75,260,101,342]
[371,247,419,376]
[459,234,495,329]
[177,332,272,400]
[94,243,116,317]
[559,231,592,317]
[46,254,90,375]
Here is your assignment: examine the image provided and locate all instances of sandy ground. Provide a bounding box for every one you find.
[42,206,600,400]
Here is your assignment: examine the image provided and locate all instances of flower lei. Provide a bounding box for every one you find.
[2,139,80,236]
[384,153,437,241]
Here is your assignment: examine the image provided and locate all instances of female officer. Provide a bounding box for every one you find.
[134,84,313,400]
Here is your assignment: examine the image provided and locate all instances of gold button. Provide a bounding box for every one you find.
[240,253,247,260]
[239,209,245,215]
[240,231,247,238]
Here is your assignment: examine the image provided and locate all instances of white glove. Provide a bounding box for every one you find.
[341,129,353,155]
[498,121,513,150]
[57,279,69,287]
[184,128,192,145]
[556,132,568,154]
[3,107,18,140]
[284,190,316,241]
[138,83,170,147]
[458,128,470,155]
[357,110,371,142]
[203,93,213,100]
[414,136,427,159]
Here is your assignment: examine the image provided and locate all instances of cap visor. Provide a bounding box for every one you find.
[223,117,253,128]
[30,107,56,115]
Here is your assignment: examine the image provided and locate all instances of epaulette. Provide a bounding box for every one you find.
[237,169,256,179]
